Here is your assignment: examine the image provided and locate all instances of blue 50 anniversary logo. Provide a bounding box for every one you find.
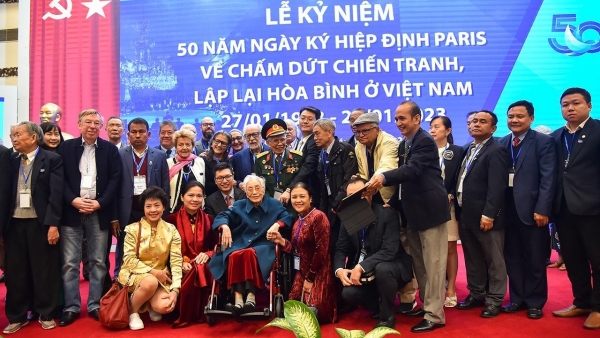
[549,14,600,56]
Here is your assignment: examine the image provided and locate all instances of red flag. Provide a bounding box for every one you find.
[29,0,119,137]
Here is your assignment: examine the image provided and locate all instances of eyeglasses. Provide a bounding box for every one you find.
[232,136,243,142]
[202,123,215,127]
[82,121,102,127]
[212,139,229,147]
[244,132,260,140]
[354,126,377,136]
[215,174,233,182]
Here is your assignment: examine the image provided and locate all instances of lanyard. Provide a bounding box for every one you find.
[272,150,286,185]
[439,144,449,169]
[213,155,220,164]
[564,132,578,166]
[20,148,40,186]
[293,208,315,249]
[182,161,193,182]
[132,150,147,175]
[361,228,367,250]
[510,141,522,170]
[321,150,329,176]
[465,144,483,172]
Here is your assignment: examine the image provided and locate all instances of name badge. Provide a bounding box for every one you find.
[398,184,402,200]
[508,173,514,187]
[81,175,94,189]
[325,178,332,196]
[273,187,283,200]
[134,175,147,195]
[19,189,32,208]
[294,255,300,270]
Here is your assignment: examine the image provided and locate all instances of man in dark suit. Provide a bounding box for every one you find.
[156,121,177,158]
[115,118,169,277]
[367,101,450,333]
[551,88,600,330]
[454,110,510,318]
[3,122,63,333]
[204,162,246,218]
[345,108,366,148]
[499,101,556,319]
[195,117,215,151]
[56,109,122,326]
[230,124,269,185]
[334,177,412,329]
[0,144,12,280]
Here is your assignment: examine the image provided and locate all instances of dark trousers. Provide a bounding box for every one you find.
[504,216,549,309]
[555,204,600,312]
[5,218,59,322]
[459,223,507,306]
[341,262,406,319]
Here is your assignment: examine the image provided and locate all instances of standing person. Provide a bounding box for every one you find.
[454,110,510,318]
[428,116,463,308]
[204,162,246,218]
[290,106,322,208]
[105,116,125,149]
[551,88,600,330]
[196,117,215,151]
[2,122,63,333]
[40,122,65,152]
[499,101,556,319]
[268,182,337,324]
[230,124,269,185]
[230,129,245,155]
[57,109,122,326]
[200,131,232,196]
[0,144,12,284]
[179,124,203,155]
[285,119,300,150]
[346,108,367,148]
[367,102,450,333]
[115,118,170,277]
[167,129,206,214]
[156,121,177,159]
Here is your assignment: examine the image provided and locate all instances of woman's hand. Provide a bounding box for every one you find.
[220,225,232,249]
[266,231,284,246]
[267,223,280,237]
[194,252,210,264]
[165,291,178,312]
[151,269,172,285]
[303,279,314,293]
[182,262,193,273]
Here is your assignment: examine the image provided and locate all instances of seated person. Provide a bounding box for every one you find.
[165,181,215,328]
[204,162,246,218]
[117,187,183,331]
[268,182,338,324]
[208,174,294,321]
[333,177,413,329]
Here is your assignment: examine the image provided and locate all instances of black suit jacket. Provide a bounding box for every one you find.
[8,149,64,231]
[383,128,450,231]
[317,138,358,212]
[290,134,321,207]
[334,203,412,283]
[442,144,464,195]
[454,137,510,229]
[552,118,600,215]
[0,145,14,233]
[204,187,246,218]
[57,137,122,230]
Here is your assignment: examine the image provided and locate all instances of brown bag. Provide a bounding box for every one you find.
[99,222,142,329]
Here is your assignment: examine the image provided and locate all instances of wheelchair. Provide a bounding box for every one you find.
[204,235,294,326]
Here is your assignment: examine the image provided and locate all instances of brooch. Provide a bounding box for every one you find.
[443,150,454,160]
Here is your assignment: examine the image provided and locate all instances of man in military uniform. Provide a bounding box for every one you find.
[255,119,303,204]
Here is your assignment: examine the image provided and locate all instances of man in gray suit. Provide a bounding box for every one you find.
[114,118,170,277]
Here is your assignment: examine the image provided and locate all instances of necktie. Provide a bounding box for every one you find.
[225,195,232,207]
[276,155,281,163]
[513,137,520,147]
[166,149,172,157]
[297,141,304,151]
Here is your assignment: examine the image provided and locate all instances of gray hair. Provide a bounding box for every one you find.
[230,128,243,135]
[160,121,177,132]
[243,124,262,135]
[313,118,336,133]
[18,121,44,145]
[180,123,197,134]
[534,125,552,135]
[78,109,104,124]
[243,174,266,190]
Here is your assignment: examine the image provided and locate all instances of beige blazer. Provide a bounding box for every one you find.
[356,130,399,203]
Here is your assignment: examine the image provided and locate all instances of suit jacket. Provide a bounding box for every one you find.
[499,130,556,225]
[383,128,450,231]
[117,146,170,227]
[356,130,399,203]
[552,118,600,215]
[453,137,510,230]
[334,203,412,283]
[317,138,357,212]
[0,145,12,233]
[290,134,322,207]
[8,148,64,231]
[57,136,122,230]
[204,187,246,218]
[195,140,209,153]
[442,144,464,195]
[230,144,270,183]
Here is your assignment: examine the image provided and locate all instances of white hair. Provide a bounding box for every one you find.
[243,124,262,135]
[243,174,266,190]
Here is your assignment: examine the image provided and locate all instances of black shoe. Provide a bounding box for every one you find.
[411,319,445,333]
[502,303,526,313]
[59,311,80,326]
[527,307,543,319]
[456,295,485,310]
[481,304,501,318]
[27,311,39,321]
[338,304,357,315]
[395,300,417,314]
[374,315,396,329]
[225,303,243,323]
[370,309,381,319]
[88,309,100,321]
[405,307,426,317]
[243,301,256,313]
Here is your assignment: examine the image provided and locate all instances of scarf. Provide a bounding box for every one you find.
[169,153,198,180]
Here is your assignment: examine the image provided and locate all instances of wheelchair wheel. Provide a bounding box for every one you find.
[274,295,284,318]
[206,314,216,327]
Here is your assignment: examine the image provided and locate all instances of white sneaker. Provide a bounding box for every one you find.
[129,313,144,330]
[148,307,162,322]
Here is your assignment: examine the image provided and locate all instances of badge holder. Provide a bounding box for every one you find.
[134,175,147,195]
[293,251,301,270]
[274,187,283,200]
[508,168,515,187]
[19,189,32,208]
[324,178,332,196]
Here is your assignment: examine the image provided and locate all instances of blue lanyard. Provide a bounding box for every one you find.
[293,208,314,249]
[361,228,367,249]
[564,132,577,163]
[272,150,286,184]
[182,162,192,182]
[465,144,483,172]
[132,150,147,175]
[510,140,522,170]
[321,150,328,176]
[213,155,220,164]
[439,144,449,169]
[20,148,40,186]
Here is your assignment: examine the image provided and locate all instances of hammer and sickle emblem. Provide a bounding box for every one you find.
[42,0,73,20]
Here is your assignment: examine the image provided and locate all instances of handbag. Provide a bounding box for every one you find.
[99,222,142,329]
[300,288,318,318]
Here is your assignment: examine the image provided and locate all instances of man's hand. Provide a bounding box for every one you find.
[87,200,101,211]
[350,265,363,286]
[279,191,290,204]
[366,173,385,194]
[48,226,60,245]
[480,217,494,232]
[111,221,121,238]
[533,213,549,227]
[220,225,232,249]
[336,269,352,286]
[72,197,91,214]
[194,252,210,265]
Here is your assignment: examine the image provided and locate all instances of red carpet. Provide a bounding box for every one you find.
[1,246,597,338]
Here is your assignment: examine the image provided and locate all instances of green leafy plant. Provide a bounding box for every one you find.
[257,300,400,338]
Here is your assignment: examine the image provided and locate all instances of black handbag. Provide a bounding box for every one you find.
[301,289,318,318]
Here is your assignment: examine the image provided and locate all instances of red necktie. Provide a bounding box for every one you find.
[226,195,232,207]
[513,138,520,147]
